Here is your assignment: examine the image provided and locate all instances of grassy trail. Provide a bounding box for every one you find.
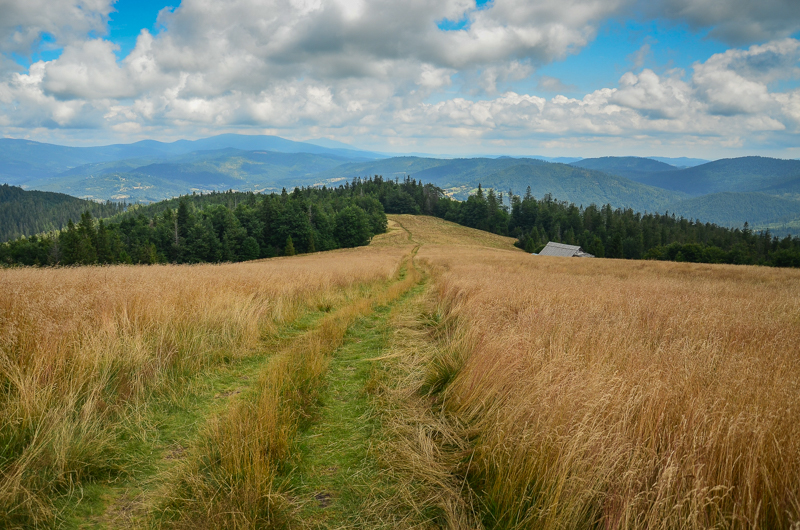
[65,234,425,528]
[63,309,334,529]
[62,311,326,529]
[286,225,426,528]
[288,279,426,529]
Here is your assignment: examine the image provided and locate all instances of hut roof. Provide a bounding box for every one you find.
[537,242,594,258]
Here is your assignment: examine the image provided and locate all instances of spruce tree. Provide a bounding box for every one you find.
[284,236,296,256]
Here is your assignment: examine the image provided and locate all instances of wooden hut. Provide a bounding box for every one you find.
[536,242,594,258]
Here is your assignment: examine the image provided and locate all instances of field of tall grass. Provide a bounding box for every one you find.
[3,212,799,529]
[0,245,410,527]
[415,244,800,528]
[154,250,423,528]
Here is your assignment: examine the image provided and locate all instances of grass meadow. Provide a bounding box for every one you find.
[0,245,411,527]
[1,214,798,529]
[413,242,800,529]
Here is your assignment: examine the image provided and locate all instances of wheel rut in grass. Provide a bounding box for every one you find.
[288,266,425,528]
[67,246,423,529]
[65,307,348,529]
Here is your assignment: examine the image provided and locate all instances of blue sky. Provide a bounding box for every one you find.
[1,0,799,159]
[107,0,173,59]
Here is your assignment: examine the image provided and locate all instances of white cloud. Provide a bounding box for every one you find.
[0,0,114,54]
[0,0,799,157]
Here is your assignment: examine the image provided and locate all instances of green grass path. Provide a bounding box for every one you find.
[288,281,426,529]
[63,309,331,529]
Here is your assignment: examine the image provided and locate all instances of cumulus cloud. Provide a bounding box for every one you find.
[0,0,114,55]
[651,0,800,45]
[380,39,800,149]
[1,0,800,155]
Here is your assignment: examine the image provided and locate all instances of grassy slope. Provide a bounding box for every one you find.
[8,213,797,528]
[385,214,520,249]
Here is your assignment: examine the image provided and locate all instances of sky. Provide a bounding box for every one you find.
[0,0,799,159]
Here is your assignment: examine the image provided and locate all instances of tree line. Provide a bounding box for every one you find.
[0,186,385,266]
[2,176,800,268]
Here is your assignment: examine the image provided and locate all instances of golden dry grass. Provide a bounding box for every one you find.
[0,245,410,527]
[4,211,800,529]
[156,251,423,528]
[416,248,800,529]
[387,214,521,250]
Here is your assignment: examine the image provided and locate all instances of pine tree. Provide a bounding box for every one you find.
[284,236,296,256]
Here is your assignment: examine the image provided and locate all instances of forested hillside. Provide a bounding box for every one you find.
[0,184,124,242]
[443,162,684,211]
[665,192,800,227]
[571,156,679,179]
[627,156,800,195]
[0,185,386,266]
[3,177,800,268]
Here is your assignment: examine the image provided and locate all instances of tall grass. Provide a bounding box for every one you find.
[417,248,800,529]
[0,246,409,527]
[155,252,423,528]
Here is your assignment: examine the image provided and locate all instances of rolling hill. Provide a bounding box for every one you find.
[0,134,380,187]
[0,184,124,242]
[23,149,364,202]
[4,134,800,236]
[446,162,686,212]
[665,192,800,228]
[307,156,687,213]
[571,156,680,180]
[624,156,800,196]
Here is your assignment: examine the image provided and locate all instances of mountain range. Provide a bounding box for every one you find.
[2,134,800,236]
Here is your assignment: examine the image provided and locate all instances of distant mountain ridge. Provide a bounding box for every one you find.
[576,156,800,196]
[3,135,800,236]
[0,134,381,187]
[571,157,680,181]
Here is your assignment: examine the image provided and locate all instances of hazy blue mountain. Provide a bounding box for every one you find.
[25,149,356,202]
[628,156,800,196]
[293,156,454,186]
[0,139,127,185]
[305,137,364,150]
[442,162,686,213]
[168,134,381,160]
[0,134,381,187]
[526,156,584,164]
[647,156,709,168]
[666,192,800,228]
[571,156,679,180]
